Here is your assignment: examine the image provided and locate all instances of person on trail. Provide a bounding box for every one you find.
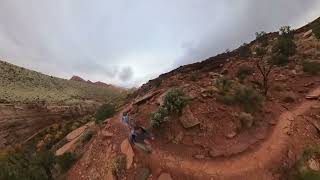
[121,112,129,126]
[129,123,154,154]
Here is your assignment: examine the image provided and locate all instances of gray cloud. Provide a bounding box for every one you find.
[0,1,318,87]
[175,0,320,67]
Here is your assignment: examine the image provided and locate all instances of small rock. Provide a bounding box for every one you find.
[303,29,313,38]
[225,131,237,139]
[239,112,254,128]
[179,105,200,128]
[158,173,173,180]
[209,149,222,158]
[194,154,205,159]
[106,170,116,180]
[102,131,113,137]
[308,158,320,171]
[304,82,315,87]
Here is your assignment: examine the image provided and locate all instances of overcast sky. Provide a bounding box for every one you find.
[0,1,319,87]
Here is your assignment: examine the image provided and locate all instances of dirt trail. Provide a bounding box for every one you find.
[122,87,320,180]
[68,87,320,180]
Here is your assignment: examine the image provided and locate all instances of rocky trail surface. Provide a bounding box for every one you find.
[67,86,320,180]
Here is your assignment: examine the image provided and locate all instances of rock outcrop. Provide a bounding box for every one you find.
[0,103,97,148]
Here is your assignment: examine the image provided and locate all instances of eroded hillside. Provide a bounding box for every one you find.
[65,17,320,180]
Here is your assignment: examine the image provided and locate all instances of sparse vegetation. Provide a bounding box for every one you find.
[95,103,117,123]
[303,61,320,75]
[112,154,127,179]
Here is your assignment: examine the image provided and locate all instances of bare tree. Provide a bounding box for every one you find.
[255,57,274,96]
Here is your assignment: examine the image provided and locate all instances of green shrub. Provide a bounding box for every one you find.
[163,88,188,114]
[271,54,289,66]
[272,26,296,58]
[303,61,320,75]
[238,43,251,57]
[56,152,76,173]
[272,37,296,57]
[151,88,188,128]
[216,94,234,105]
[150,107,169,128]
[233,86,263,113]
[154,79,162,88]
[214,77,233,95]
[95,103,116,123]
[237,65,254,82]
[312,22,320,39]
[112,154,127,178]
[279,26,294,39]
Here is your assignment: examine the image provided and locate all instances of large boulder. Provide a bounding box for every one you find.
[66,126,87,141]
[120,139,134,169]
[179,105,200,128]
[158,173,173,180]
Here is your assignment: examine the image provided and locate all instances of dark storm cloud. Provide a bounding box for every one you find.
[119,67,133,81]
[0,1,318,87]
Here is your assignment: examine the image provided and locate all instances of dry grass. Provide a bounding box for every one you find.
[0,60,127,105]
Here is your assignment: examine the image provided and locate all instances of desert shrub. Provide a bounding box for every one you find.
[312,22,320,39]
[214,77,233,95]
[151,88,188,128]
[95,103,116,123]
[255,47,267,57]
[237,65,254,82]
[150,107,169,128]
[272,26,296,58]
[81,130,95,144]
[216,94,234,105]
[303,61,320,75]
[233,86,263,113]
[238,43,251,57]
[255,31,268,47]
[279,26,294,39]
[56,152,76,173]
[112,154,127,178]
[271,53,289,66]
[272,37,296,57]
[163,88,188,114]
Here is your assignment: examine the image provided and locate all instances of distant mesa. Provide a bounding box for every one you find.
[70,75,111,88]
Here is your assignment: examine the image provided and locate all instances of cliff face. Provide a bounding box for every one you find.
[0,103,98,148]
